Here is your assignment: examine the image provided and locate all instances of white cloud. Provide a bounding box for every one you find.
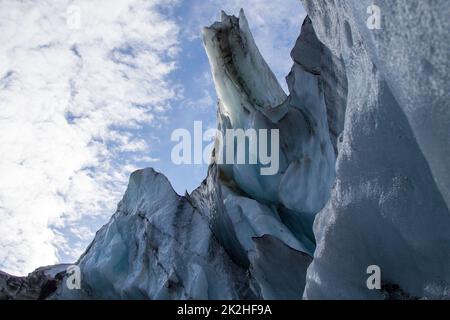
[0,0,179,275]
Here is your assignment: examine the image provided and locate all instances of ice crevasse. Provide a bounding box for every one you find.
[1,0,449,300]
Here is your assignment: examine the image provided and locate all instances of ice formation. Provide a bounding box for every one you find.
[1,0,448,300]
[302,0,450,299]
[0,264,68,299]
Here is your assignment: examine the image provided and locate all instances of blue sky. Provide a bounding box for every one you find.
[0,0,305,275]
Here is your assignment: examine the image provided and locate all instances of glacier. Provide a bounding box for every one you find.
[1,0,449,300]
[302,0,450,299]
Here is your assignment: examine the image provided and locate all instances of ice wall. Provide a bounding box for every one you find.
[52,168,254,299]
[301,0,450,299]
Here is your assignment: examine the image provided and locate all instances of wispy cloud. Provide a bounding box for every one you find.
[0,0,179,275]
